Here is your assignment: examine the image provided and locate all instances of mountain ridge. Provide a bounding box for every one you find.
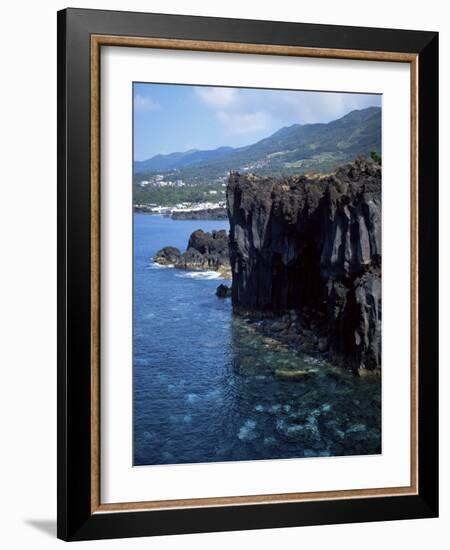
[134,106,381,179]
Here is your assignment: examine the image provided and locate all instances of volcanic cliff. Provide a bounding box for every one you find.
[226,157,382,373]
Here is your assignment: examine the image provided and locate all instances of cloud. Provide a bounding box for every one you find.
[264,90,380,124]
[216,111,271,135]
[195,87,240,108]
[193,84,380,139]
[134,93,161,111]
[195,87,271,135]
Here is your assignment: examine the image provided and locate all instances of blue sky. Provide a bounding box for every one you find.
[133,83,381,161]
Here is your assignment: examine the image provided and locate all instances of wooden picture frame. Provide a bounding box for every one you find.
[57,8,438,541]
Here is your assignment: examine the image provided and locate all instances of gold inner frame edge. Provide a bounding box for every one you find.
[90,34,419,514]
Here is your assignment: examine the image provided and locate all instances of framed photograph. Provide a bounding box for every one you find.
[57,8,438,541]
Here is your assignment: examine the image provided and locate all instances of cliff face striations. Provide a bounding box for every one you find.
[227,158,382,372]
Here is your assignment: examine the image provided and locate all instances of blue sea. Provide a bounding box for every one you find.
[133,213,381,466]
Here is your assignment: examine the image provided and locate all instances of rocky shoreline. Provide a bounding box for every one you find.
[134,204,227,220]
[171,207,227,220]
[154,229,231,278]
[236,309,380,378]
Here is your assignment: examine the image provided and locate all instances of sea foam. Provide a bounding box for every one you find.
[148,261,175,269]
[175,271,223,281]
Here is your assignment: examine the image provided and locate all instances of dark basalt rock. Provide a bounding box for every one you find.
[133,204,154,213]
[171,208,228,220]
[154,229,231,277]
[153,246,181,265]
[216,284,232,298]
[226,157,381,372]
[187,229,229,267]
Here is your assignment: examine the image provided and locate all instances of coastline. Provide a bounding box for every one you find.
[134,203,227,221]
[134,213,381,465]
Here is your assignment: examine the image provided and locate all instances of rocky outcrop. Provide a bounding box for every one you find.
[227,157,381,373]
[134,204,154,213]
[216,283,232,298]
[154,229,231,277]
[171,207,228,220]
[153,246,181,265]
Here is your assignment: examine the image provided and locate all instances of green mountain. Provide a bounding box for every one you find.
[134,146,235,173]
[134,107,381,184]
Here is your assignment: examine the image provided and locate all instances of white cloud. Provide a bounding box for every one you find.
[134,93,161,111]
[195,87,271,135]
[193,85,380,140]
[216,110,271,135]
[195,87,240,108]
[259,90,381,125]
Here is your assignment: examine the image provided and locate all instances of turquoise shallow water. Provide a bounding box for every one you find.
[133,213,381,466]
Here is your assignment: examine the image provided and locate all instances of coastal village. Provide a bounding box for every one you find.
[134,171,227,217]
[134,199,226,216]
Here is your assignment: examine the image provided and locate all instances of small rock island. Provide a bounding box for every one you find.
[154,229,231,278]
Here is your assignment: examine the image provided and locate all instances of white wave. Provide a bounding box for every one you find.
[175,270,223,281]
[148,261,175,270]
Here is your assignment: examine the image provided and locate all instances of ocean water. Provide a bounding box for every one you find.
[133,213,381,466]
